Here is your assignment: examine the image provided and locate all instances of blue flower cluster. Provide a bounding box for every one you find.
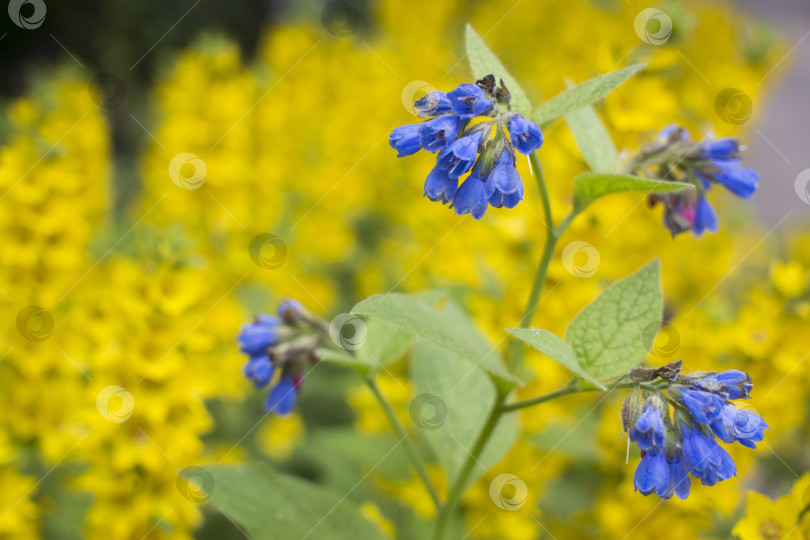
[624,365,767,499]
[237,298,312,415]
[389,77,543,219]
[642,125,760,237]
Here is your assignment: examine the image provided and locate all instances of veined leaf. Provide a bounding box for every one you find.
[566,103,618,174]
[573,173,693,211]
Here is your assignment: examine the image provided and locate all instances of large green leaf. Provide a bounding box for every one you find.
[465,24,532,116]
[192,463,387,540]
[566,103,618,174]
[565,260,663,380]
[357,318,413,370]
[506,328,606,389]
[410,341,517,488]
[572,173,693,211]
[531,64,645,128]
[351,293,520,386]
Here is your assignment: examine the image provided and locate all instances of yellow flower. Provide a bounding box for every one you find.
[733,475,810,540]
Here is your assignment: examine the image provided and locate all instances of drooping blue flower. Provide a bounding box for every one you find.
[453,164,488,219]
[424,164,458,204]
[710,404,768,449]
[438,130,484,179]
[665,453,691,500]
[680,422,736,485]
[419,115,464,153]
[634,449,670,497]
[243,354,274,388]
[389,124,422,157]
[414,91,452,118]
[508,115,543,154]
[447,83,493,119]
[485,150,523,208]
[237,315,281,355]
[691,197,719,236]
[703,160,760,199]
[629,403,666,451]
[692,369,753,400]
[677,388,725,425]
[265,375,298,415]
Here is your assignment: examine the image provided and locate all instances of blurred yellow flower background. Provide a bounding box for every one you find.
[0,0,807,538]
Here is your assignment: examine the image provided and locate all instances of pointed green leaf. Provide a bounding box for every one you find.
[566,103,618,174]
[191,463,387,540]
[357,318,413,369]
[506,328,606,389]
[411,341,517,487]
[573,173,693,211]
[352,293,521,386]
[531,64,646,128]
[565,260,663,380]
[465,24,532,115]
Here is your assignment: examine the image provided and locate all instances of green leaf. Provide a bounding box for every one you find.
[465,24,532,116]
[531,64,646,128]
[356,318,413,370]
[316,348,368,372]
[565,260,663,380]
[566,103,618,174]
[410,341,517,488]
[351,293,521,386]
[506,328,606,389]
[191,463,387,540]
[572,173,693,212]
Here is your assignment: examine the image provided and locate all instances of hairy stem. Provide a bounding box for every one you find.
[366,375,441,510]
[502,380,663,412]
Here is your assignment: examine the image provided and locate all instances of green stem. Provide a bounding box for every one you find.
[502,380,664,412]
[365,375,441,510]
[433,398,505,540]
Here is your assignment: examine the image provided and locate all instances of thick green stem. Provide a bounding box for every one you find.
[366,376,441,510]
[433,398,505,540]
[502,380,664,412]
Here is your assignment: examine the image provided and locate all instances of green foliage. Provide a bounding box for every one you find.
[189,463,388,540]
[566,103,618,174]
[411,341,517,488]
[531,64,646,127]
[572,173,693,212]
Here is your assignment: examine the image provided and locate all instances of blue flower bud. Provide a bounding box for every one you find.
[453,165,488,220]
[634,449,670,497]
[710,404,768,448]
[703,160,759,199]
[447,83,493,119]
[508,115,543,154]
[237,315,281,355]
[414,91,452,118]
[485,150,523,206]
[424,164,458,204]
[265,375,298,415]
[699,138,739,160]
[243,354,274,388]
[680,422,736,485]
[692,197,718,236]
[677,388,725,425]
[389,125,423,157]
[438,130,484,178]
[629,402,666,451]
[278,298,304,322]
[693,369,752,399]
[419,115,463,153]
